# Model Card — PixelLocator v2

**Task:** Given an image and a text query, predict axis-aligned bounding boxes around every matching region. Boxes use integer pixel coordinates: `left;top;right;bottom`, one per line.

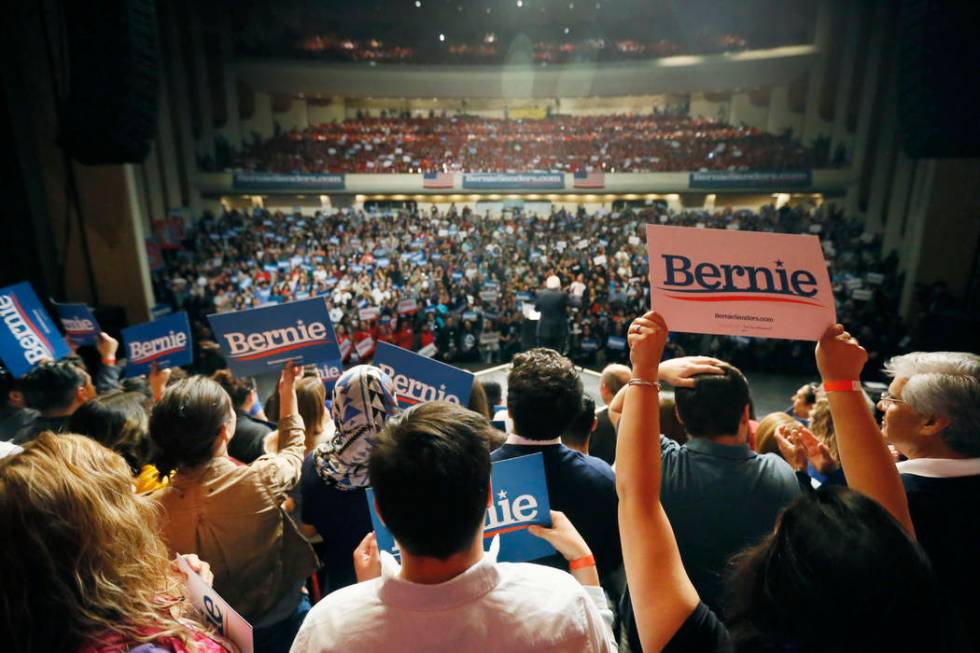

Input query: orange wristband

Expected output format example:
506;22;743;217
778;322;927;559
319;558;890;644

823;380;861;392
569;554;596;570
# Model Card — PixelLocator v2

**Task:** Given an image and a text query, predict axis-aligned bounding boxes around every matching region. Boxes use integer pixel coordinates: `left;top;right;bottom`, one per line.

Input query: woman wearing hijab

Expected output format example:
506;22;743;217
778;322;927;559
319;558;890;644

299;365;399;593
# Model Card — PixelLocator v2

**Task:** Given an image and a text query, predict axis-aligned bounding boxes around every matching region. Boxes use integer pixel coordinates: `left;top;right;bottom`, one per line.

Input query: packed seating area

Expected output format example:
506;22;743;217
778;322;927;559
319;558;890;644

153;202;908;380
282;33;751;65
230;115;821;174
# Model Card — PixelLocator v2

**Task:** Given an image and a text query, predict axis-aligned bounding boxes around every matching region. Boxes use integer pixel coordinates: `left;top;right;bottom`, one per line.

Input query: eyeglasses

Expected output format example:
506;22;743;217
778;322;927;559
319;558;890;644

878;392;906;407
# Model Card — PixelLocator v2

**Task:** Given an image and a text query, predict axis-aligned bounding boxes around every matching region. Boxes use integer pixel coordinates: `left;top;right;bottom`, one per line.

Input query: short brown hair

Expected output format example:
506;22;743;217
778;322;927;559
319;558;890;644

369;401;491;559
507;348;582;439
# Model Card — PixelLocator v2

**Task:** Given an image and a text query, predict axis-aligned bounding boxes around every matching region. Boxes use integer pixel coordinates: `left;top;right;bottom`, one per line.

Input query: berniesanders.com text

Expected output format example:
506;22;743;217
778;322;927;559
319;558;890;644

714;312;775;323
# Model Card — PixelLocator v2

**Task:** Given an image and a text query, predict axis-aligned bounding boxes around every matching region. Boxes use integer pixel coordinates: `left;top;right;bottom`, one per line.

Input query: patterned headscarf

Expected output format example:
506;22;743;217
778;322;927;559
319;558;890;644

313;365;398;490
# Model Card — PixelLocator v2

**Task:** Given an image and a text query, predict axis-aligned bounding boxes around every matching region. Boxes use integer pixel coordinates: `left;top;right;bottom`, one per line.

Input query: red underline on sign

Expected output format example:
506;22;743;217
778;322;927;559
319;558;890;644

665;294;824;308
232;340;327;361
132;347;185;364
484;524;530;538
10;295;53;354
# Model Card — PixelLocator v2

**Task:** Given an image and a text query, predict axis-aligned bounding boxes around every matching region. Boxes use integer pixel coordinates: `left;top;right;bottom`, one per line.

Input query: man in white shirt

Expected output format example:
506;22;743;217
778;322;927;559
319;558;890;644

290;401;616;653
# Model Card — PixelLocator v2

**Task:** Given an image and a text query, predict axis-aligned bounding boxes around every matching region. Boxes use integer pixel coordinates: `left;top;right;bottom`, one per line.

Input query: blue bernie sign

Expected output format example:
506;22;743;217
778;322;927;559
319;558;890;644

207;297;342;377
606;335;627;351
53;302;101;346
122;312;193;378
367;453;555;563
373;341;473;409
0;282;70;377
315;357;344;395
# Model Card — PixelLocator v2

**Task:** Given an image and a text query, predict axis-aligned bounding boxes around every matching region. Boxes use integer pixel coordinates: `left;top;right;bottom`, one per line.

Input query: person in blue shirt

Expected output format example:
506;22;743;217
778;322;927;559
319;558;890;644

490;348;623;592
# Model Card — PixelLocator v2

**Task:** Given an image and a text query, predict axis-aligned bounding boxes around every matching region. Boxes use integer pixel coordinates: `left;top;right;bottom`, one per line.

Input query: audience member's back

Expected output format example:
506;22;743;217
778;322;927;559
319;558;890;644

491;349;622;586
622;364;799;650
292;401;616;653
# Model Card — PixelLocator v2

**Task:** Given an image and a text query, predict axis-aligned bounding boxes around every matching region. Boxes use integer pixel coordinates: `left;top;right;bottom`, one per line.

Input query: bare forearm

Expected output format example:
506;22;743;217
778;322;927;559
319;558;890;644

570;565;601;587
615;382;661;504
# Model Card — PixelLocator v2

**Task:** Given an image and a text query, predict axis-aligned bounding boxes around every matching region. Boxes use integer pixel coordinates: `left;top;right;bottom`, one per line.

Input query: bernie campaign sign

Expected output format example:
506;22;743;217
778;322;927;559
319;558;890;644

0;282;70;377
688;170;812;190
367;453;555;563
646;224;835;341
373;341;473;408
176;555;253;653
232;171;345;192
122;312;193;377
208;297;342;377
53;302;101;345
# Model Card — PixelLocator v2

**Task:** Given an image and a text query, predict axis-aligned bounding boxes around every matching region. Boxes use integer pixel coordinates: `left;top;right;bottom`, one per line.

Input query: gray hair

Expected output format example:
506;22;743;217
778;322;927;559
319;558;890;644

884;352;980;456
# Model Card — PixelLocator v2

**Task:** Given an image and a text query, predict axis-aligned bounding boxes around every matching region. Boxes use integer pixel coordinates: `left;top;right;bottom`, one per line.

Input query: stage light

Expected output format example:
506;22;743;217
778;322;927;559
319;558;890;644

564;27;570;35
438;33;446;42
414;0;421;6
516;0;523;7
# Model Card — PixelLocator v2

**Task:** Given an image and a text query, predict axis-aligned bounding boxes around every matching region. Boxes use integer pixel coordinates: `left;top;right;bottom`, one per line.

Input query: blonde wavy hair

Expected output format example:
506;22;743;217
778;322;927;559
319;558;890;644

0;432;207;651
754;412;804;456
808;396;839;462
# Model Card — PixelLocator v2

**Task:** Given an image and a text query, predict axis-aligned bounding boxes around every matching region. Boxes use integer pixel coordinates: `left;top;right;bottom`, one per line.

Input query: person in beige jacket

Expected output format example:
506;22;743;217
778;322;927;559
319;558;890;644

150;362;317;653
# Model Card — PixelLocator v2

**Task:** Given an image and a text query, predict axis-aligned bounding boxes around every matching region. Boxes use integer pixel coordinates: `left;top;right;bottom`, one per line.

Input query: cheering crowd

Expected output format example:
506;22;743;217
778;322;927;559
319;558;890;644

2;303;978;651
153;201;909;379
229;114;820;175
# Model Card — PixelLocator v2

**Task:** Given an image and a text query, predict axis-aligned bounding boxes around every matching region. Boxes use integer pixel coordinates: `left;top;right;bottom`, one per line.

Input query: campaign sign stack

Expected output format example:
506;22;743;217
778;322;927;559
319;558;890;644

53;302;101;346
208;298;342;377
373;341;473;408
122;312;193;377
0;282;70;377
367;453;555;563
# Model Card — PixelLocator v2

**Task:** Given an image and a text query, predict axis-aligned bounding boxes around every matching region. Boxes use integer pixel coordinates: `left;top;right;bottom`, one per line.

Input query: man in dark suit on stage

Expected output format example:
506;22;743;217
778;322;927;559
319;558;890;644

534;276;569;352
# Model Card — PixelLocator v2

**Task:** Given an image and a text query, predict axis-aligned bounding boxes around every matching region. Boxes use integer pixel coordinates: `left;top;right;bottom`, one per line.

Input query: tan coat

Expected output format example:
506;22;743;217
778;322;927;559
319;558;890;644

153;413;318;623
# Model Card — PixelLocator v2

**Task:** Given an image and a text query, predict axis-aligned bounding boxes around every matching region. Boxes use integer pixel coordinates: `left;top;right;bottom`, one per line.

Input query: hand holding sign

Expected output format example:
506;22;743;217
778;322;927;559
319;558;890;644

278;360;303;420
174;553;214;588
149;363;172;402
353;532;381;583
815;324;868;382
176;554;252;653
527;510;591;562
528;510;601;587
627;311;668;380
96;332;119;362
